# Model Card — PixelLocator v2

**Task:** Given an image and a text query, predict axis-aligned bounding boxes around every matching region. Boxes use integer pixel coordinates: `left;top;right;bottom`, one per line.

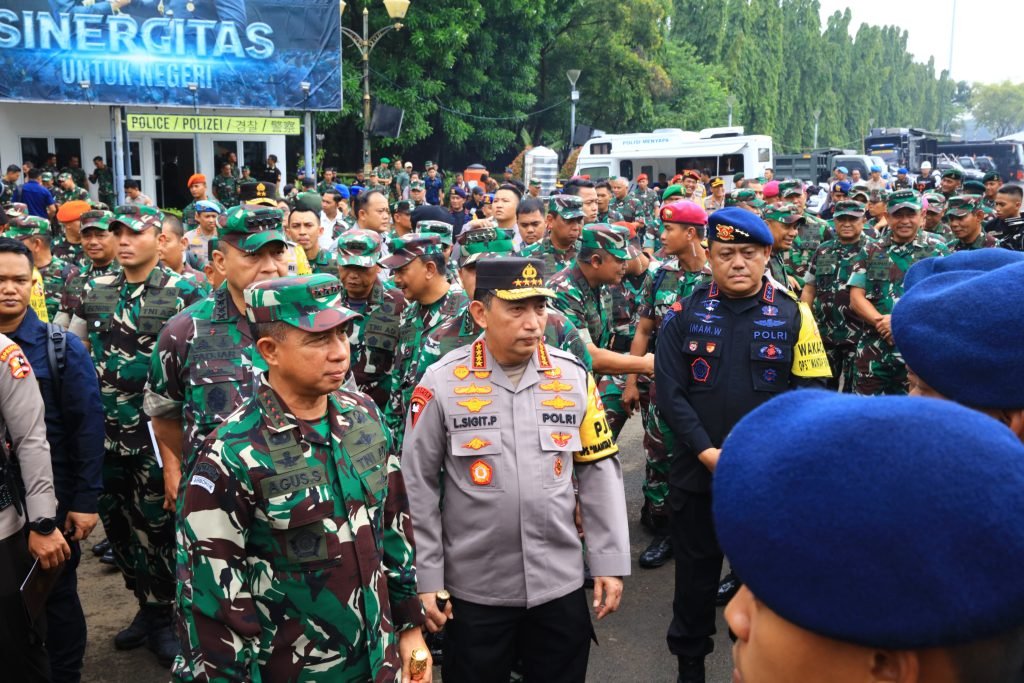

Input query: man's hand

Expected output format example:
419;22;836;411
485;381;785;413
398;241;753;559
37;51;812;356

698;447;722;472
875;314;893;345
639;352;655;376
621;380;640;415
592;576;623;620
29;530;71;570
163;465;181;511
419;591;453;634
64;511;99;541
399;628;432;682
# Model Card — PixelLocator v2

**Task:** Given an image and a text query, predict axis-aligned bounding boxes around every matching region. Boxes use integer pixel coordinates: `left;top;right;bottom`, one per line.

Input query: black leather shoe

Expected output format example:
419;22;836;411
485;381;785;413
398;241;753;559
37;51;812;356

100;548;116;566
678;656;705;683
638;535;673;568
148;619;180;668
115;607;153;650
91;538;110;557
716;573;741;606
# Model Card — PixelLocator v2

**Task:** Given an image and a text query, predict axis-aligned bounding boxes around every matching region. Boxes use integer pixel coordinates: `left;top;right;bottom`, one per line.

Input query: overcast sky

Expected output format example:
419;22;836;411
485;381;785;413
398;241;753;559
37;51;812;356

816;0;1018;85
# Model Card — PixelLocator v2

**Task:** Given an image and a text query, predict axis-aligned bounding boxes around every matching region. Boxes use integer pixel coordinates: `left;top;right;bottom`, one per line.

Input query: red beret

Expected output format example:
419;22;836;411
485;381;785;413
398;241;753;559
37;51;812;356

637;173;648;181
188;174;206;188
660;200;708;226
763;180;781;198
56;200;91;223
683;169;701;181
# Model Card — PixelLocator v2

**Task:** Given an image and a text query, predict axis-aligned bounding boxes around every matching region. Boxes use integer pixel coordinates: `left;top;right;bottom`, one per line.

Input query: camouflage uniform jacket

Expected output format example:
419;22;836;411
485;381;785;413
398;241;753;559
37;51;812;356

769;251;797;292
145;286;263;474
182;201;199;229
548;262;612;351
606;271;649;352
609;194;645;226
344;281;408;410
805;234;874;347
633;187;660;222
596;208;623;224
790;220;835;282
56;186;90;205
847;233;950;316
637;259;712;349
56;260;119;325
64;167;88;189
307;248;339;277
947;232;998;252
70;266;203;454
175;377;424;682
37;255;74;321
383;287;469;448
93;167;115;206
423;306;593;372
51;238;86;270
0;179;16;204
212;174;239;209
520;235;578;282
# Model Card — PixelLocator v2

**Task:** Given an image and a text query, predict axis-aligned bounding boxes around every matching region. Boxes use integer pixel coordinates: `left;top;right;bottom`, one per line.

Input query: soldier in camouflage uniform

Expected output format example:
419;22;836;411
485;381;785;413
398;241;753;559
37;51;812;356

336;230;408;410
63;156;88;190
801;200;874;391
316;168;337;196
609;177;645;228
67;204;203;666
175;274;428;682
763;203;803;292
211;162;239;209
6;215;74;320
181;174;209;230
183;200;224;270
632;173;660;223
0;164;19;204
145;205;290;502
848;190;949;396
863;189;889;237
938;167;963;200
55;172;89;205
424;226;592;371
381;234;469;450
595;181;624;224
779;179;831;236
945;196;998;252
89;156;116;209
921;192;954;242
624;201;711;568
53;210;121;327
416;219;462;290
374;157;394;195
52;199;92;269
521;195;584;280
286;192;338;276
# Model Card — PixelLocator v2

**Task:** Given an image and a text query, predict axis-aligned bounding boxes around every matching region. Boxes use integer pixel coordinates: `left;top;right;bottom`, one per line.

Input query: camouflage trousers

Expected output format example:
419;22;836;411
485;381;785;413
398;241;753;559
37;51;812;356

642;380;672;523
100;446;176;606
851;335;908;396
824;341;857;393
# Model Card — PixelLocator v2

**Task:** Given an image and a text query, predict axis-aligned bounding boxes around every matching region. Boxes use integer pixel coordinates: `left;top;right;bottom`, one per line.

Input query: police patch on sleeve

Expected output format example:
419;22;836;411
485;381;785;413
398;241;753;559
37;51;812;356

0;343;31;380
574;374;618;464
791;302;832;379
409;385;434;429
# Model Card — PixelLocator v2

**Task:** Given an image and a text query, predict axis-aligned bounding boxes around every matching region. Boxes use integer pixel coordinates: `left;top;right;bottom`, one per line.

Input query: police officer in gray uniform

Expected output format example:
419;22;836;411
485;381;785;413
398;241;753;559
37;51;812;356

402;257;630;683
0;332;71;681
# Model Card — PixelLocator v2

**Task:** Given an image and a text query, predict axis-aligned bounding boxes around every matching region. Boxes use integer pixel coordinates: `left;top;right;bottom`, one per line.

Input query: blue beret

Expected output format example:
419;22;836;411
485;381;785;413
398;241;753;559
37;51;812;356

333;183;350;199
706;207;773;246
833;180;852;193
349;185;362;198
836;166;849;173
893;251;1024;407
451;186;467;199
897;167;908;174
869;164;881;172
715;391;1024;649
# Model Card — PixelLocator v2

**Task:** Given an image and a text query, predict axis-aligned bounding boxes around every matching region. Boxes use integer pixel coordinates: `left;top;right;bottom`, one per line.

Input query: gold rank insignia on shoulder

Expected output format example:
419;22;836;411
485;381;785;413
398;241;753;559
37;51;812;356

542;395;576;410
474;371;491;379
457;398;492;412
539;380;572;392
453;365;470;380
543;367;562;379
454;383;492;395
462;438;492;450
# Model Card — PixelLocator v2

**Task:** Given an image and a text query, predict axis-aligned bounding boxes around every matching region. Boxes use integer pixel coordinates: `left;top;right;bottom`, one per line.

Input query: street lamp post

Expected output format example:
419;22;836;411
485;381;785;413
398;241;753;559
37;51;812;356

340;0;410;175
726;95;737;127
567;69;581;149
812;108;821;149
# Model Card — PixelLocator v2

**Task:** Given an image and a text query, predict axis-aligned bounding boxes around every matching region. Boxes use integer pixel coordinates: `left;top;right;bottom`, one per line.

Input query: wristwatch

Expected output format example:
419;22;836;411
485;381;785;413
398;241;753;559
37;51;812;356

29;518;58;535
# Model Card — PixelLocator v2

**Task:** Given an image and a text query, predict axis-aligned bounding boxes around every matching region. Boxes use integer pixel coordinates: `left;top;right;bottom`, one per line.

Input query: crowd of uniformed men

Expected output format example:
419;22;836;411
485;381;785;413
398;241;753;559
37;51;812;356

0;151;1024;683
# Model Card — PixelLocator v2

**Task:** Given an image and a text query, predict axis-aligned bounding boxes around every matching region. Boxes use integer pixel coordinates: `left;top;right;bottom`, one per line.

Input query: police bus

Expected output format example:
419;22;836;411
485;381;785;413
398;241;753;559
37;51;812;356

573;126;773;188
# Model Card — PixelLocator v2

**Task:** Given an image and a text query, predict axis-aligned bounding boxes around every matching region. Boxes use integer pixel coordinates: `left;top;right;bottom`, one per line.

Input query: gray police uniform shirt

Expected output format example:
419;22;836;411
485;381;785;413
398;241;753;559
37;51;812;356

0;333;56;540
402;336;630;608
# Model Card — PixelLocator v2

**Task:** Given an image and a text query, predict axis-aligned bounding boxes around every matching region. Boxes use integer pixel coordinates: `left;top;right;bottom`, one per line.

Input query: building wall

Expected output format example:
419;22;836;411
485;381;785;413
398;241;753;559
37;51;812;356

0;102;289;205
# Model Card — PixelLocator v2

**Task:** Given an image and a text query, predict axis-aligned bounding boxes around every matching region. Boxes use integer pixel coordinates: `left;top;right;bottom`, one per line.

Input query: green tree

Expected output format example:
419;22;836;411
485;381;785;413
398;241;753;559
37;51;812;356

971;81;1024;138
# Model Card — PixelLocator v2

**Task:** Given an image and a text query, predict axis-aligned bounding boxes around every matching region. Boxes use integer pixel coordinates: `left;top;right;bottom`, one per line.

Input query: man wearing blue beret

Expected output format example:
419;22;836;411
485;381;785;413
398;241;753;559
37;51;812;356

654;206;831;682
892;249;1024;440
716;391;1024;683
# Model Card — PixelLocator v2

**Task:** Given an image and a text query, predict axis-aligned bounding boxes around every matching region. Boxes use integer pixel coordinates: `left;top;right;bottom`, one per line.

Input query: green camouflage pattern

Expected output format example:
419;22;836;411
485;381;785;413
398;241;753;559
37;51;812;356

344;280;408;410
382;287;469;449
245;274;357;333
609;192;645;225
520;235;578;281
212;173;240;208
93;166;116;207
218;205;287;254
947;231;998;252
308;247;340;276
581;223;629;259
0;178;17;204
174;377;423;682
632;186;660;222
56;185;90;205
57;259;119;324
62;166;87;189
548;262;612;351
596;207;624;224
51;236;86;269
37;255;74;320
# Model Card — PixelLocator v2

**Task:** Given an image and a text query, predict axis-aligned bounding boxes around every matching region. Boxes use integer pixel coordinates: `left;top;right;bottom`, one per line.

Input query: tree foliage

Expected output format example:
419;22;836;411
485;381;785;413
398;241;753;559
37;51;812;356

971;81;1024;138
314;0;967;171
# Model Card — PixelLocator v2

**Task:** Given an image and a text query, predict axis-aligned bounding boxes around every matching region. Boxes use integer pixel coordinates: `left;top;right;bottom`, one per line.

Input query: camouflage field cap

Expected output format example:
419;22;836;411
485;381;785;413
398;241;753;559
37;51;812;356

238;179;278;207
417;220;455;246
529;177;541;187
290;191;322;215
41;172;53;182
457;226;516;268
961;179;986;196
80;210;114;232
380;233;444;269
336;229;383;268
661;184;685;201
475;257;554;300
217;205;287;253
245;274;360;332
409;179;425;191
58;172;72;182
833;200;867;219
7;215;50;238
941;167;964;181
392;200;413;214
610;223;642;259
888;189;923;213
867;189;889;204
922;192;946;214
763;203;805;224
580;224;629;260
548;194;584;220
4;203;28;218
945;196;981;217
730;188;767;209
778;179;804;198
849;182;870;203
111;204;163;232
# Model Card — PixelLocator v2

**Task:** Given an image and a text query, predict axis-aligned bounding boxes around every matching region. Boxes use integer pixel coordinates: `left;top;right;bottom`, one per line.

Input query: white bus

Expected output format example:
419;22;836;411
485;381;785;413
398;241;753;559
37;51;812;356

573;126;773;189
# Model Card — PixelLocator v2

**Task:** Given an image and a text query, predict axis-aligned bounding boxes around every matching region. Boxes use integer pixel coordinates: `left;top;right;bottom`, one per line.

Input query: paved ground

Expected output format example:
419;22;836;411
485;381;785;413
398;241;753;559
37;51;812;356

78;416;734;682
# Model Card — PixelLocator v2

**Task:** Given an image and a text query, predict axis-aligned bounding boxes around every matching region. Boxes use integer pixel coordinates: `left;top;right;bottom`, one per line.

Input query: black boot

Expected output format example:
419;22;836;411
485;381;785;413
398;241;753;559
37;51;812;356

638;534;673;568
146;605;180;668
115;606;155;650
677;656;705;683
100;548;116;566
91;538;110;557
716;572;742;606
